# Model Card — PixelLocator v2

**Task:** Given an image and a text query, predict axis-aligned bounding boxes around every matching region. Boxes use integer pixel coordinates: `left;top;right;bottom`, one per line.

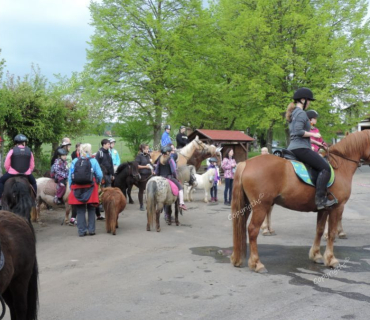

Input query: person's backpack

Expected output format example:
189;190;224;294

72;158;93;185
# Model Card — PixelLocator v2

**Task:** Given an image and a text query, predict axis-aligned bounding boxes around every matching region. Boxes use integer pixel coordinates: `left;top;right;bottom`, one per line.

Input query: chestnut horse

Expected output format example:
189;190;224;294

0;177;39;320
231;130;370;273
101;187;127;235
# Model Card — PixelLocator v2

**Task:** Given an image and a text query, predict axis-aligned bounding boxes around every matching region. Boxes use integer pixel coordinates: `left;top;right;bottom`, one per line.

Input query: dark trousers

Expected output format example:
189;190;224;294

224;178;234;202
138;175;151;207
0;173;37;199
291;148;331;186
210;184;218;199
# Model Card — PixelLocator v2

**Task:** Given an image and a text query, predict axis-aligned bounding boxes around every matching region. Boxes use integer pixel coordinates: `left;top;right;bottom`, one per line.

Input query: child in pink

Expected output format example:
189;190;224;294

306;110;327;152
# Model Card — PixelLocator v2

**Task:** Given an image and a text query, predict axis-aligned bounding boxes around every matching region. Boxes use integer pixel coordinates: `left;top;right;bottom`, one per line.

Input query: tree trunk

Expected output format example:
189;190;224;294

266;120;275;153
153;103;163;149
284;123;290;147
51;142;58;157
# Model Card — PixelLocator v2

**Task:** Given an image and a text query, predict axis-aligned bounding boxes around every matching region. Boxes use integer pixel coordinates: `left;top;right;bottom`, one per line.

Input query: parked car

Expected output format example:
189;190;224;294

272;147;284;157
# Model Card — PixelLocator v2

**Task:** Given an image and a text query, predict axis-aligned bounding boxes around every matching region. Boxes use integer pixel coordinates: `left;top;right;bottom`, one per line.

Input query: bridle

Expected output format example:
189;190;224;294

179;139;208;159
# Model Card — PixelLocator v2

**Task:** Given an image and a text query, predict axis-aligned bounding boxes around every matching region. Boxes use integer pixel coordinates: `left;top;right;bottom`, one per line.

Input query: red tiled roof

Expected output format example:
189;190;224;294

192;129;254;142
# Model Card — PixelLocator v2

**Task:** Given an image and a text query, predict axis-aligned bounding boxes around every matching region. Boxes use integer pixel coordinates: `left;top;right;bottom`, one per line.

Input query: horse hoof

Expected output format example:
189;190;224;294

129;201;134;204
146;226;150;231
157;228;161;232
314;258;324;264
339;233;347;239
230;253;244;267
256;267;268;274
176;222;179;226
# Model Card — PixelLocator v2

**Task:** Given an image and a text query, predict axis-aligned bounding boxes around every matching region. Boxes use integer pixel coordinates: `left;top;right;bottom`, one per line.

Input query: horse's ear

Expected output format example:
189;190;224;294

195;135;199;141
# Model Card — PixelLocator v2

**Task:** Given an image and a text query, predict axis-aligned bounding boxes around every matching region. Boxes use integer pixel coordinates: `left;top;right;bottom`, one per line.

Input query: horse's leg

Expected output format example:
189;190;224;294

167;205;172;226
204;188;209;203
337;209;347;239
324;215;329;240
127;182;134;204
2;289;16;320
156;209;161;232
309;210;329;264
65;204;71;224
261;206;274;236
247;205;270;273
9;277;29;320
323;207;340;268
175;200;179;226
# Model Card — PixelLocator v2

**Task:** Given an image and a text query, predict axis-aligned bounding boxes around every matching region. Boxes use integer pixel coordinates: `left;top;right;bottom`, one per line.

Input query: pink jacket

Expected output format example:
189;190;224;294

4;146;35;175
310;127;324;153
221;157;236;179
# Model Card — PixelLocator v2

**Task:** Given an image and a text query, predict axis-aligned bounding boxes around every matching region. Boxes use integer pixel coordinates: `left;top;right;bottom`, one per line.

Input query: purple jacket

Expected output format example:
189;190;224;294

221;157;236;179
53;158;69;180
207;165;220;183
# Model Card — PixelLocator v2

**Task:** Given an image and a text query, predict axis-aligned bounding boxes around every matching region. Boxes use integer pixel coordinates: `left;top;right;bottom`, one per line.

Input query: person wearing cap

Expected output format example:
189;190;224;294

52;148;69;204
0;134;37;209
108;138;121;172
221;148;236;205
286;88;335;210
176;126;188;149
208;157;220;203
51;137;72;167
306;110;327;153
155;145;188;210
161;125;172;147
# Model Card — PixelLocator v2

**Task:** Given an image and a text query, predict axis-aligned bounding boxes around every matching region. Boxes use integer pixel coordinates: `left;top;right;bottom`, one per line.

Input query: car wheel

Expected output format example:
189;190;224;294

273;150;283;157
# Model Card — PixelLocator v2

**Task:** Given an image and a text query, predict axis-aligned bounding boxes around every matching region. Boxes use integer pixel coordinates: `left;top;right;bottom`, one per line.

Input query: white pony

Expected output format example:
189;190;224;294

186;167;216;203
34;177;71;222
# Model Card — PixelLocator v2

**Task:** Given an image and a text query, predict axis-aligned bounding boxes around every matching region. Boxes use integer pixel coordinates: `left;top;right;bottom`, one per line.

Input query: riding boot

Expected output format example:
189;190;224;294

315;170;336;210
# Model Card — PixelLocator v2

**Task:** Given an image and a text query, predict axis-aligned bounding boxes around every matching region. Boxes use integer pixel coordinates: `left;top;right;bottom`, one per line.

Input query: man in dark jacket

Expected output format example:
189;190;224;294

95;139;114;187
176;126;188;149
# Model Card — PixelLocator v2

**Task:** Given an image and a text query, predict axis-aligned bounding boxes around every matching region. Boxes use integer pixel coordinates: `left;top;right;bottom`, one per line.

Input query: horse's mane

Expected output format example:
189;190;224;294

115;162;131;175
180;139;197;155
329;130;370;163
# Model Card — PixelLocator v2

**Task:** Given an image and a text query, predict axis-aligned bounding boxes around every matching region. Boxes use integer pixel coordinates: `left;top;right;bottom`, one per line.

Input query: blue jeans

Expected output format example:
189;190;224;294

224;178;234;202
76;204;96;236
210;184;217;199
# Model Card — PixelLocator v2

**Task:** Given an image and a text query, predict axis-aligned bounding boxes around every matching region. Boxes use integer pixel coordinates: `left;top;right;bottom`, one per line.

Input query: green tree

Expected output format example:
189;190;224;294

113;117;152;157
84;0;204;146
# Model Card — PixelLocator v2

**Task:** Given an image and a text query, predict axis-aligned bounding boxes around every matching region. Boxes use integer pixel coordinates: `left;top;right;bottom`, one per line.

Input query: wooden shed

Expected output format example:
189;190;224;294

188;129;254;163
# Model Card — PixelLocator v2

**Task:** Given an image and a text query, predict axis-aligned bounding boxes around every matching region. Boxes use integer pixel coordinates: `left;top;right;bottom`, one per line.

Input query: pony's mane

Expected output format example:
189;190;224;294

116;162;131;175
181;139;197;155
329;130;370;161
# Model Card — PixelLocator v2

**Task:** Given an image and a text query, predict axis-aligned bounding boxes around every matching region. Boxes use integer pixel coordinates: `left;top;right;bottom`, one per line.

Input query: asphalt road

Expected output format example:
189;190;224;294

3;166;370;320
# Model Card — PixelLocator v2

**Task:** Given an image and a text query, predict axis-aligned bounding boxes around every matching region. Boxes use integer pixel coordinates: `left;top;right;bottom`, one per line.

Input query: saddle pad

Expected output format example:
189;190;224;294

290;160;335;187
0;251;4;271
44;179;57;197
167;179;179;196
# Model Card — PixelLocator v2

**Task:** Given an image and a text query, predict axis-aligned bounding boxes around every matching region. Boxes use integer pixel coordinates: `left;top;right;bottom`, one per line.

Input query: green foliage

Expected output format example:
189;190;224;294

113;117;152;158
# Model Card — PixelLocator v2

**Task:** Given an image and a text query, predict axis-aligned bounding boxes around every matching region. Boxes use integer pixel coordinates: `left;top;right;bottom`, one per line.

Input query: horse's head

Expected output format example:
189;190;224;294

193;136;210;153
129;161;141;181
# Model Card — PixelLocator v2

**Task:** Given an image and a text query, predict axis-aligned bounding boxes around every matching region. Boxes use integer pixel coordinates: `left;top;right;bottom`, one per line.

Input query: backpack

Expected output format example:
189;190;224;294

72;158;93;185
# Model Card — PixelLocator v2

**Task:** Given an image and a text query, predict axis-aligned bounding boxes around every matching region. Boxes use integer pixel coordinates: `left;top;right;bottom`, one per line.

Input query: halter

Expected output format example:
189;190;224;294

179;139;208;159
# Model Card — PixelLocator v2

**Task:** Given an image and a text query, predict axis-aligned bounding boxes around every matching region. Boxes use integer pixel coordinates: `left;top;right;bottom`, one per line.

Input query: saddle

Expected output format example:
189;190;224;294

282;149;335;187
167;179;179;196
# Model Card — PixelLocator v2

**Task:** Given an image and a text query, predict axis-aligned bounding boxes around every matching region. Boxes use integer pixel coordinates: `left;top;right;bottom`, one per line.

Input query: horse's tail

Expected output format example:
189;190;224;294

146;179;157;229
27;256;39;320
230;161;250;267
104;199;117;235
8;181;34;221
30;207;38;222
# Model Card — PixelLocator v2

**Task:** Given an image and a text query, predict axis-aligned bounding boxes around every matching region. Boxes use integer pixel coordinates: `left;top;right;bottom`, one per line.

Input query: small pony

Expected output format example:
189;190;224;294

101;187;127;235
186;167;216;203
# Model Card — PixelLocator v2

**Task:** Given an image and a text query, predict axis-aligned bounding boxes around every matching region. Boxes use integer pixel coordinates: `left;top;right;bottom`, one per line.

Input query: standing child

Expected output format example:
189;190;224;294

52;148;69;204
208;157;220;203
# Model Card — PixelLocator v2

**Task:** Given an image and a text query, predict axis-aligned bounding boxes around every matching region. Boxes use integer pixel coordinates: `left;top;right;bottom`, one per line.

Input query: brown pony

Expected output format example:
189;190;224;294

231;130;370;273
101;187;127;235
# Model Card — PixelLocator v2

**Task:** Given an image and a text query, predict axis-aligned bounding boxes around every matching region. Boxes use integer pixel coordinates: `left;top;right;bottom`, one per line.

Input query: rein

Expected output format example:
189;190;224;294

328;149;361;166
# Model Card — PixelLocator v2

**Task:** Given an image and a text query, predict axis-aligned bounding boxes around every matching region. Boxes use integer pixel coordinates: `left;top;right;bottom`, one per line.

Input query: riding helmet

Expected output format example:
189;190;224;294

209;157;218;163
61;141;71;146
161;146;172;154
293;88;315;101
57;148;68;156
109;138;116;143
306;110;319;120
180;125;186;129
14;134;28;143
164;124;171;130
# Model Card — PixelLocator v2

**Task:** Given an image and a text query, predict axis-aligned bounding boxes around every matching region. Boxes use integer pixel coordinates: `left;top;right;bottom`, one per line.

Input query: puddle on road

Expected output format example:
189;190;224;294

190;244;370;303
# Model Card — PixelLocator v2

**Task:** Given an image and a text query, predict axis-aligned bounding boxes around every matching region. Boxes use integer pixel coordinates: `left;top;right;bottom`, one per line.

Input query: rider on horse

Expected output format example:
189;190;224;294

161;125;172;147
286;88;335;210
0;134;37;210
176;126;188;149
155;146;188;210
52;148;69;204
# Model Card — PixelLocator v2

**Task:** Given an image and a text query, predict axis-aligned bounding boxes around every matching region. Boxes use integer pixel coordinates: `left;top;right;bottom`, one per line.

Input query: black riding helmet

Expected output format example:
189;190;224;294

57;148;68;156
306;110;319;120
164;124;171;130
14;134;28;143
293;88;315;101
161;146;172;154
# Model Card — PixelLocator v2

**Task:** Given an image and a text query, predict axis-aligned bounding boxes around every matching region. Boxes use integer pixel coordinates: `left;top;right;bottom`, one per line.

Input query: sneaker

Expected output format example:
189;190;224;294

89;232;95;236
97;215;105;220
179;203;188;210
210;197;215;203
140;206;145;211
79;232;87;237
69;218;76;226
214;198;218;202
53;196;58;204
